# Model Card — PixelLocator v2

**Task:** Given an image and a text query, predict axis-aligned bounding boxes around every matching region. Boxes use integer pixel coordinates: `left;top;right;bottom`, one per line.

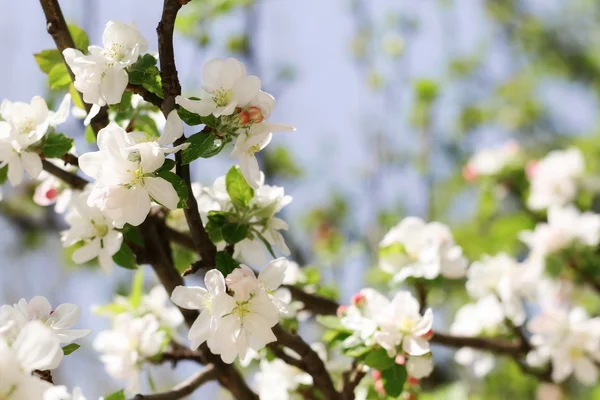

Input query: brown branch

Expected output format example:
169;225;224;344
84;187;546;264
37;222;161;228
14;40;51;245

151;342;204;366
340;361;366;400
272;324;340;399
42;159;88;190
38;0;109;135
430;332;524;356
130;365;217;400
285;285;339;316
267;344;307;371
126;84;163;108
35;370;54;384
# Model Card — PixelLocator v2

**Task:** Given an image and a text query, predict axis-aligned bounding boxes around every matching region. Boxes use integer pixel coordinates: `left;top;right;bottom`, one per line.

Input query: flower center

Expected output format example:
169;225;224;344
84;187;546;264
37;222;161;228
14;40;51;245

213;89;233;107
570;347;585;359
107;43;126;62
231;299;252;322
398;317;416;334
247;144;261;156
0;384;17;400
17;119;36;135
92;221;109;238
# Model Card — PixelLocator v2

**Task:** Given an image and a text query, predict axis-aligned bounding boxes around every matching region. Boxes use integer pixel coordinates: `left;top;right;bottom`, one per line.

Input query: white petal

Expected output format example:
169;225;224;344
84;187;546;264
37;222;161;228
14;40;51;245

83;104;101;127
205;269;226;296
138;143;165;173
144;177;179;209
101;67;128;105
72;238;101;264
171;286;209;310
157;110;184;146
258;258;289;291
7;155;24;186
21;152;43;180
27;296;52;320
402;336;430;356
46;304;80;329
239;154;261;189
175;96;216;117
188;310;212;349
121;186;151;226
78;151;104;179
49;94;71;126
232;75;261;106
14;321;63;371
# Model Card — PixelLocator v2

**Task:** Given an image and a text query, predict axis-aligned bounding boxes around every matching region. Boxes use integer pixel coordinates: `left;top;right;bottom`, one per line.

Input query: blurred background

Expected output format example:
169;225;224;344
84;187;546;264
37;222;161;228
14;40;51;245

1;0;600;398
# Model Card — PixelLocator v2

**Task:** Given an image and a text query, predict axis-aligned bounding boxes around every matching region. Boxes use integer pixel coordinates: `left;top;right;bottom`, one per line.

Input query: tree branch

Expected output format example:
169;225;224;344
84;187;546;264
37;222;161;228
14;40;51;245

126;84;163;108
42;159;88;190
430;332;524;356
38;0;109;135
130;365;217;400
272;324;340;399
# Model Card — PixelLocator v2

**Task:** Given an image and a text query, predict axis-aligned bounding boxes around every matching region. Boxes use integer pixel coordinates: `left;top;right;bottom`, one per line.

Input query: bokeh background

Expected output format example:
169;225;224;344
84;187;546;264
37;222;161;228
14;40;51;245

1;0;600;398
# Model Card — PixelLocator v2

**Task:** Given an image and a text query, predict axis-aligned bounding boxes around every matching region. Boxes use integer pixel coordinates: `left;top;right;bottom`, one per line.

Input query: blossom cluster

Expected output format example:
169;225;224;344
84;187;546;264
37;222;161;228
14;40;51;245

171;258;291;364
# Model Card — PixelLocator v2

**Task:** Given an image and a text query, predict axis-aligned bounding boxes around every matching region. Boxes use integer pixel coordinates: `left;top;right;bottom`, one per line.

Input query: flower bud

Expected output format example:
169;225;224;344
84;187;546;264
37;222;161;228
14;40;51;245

248;107;264;123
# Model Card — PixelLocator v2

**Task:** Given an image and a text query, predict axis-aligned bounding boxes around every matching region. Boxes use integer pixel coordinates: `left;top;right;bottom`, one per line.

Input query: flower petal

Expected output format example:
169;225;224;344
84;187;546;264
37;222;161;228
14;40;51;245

144;177;179;209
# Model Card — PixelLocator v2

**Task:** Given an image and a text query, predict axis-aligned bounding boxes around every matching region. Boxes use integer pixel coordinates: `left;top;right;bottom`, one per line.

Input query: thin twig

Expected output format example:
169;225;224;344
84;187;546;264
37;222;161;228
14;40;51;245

430;332;524;356
130;365;217;400
38;0;109;135
126;84;163;108
42;159;88;190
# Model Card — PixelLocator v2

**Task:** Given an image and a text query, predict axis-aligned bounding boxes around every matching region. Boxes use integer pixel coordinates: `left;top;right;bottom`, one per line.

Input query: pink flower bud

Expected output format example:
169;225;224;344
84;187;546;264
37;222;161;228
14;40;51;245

395;355;406;365
248;107;264;123
239;111;250;125
372;370;382;380
526;160;539;180
351;292;365;306
46;187;59;200
374;379;386;396
462;165;478;182
336;305;348;317
407;376;420;386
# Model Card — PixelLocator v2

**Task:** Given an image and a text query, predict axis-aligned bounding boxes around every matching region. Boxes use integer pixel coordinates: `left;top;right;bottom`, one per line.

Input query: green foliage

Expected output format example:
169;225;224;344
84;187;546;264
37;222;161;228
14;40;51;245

34;50;62;74
414;79;439;104
381;364;407;397
112;243;137;270
104;391;126;400
0;166;8;185
68;24;90;53
48;63;71;90
181;133;225;164
215;251;239;276
263;146;303;179
62;343;80;355
85;126;96;144
363;347;396;370
128;54;164;98
43;133;73;158
155;169;189;208
226;166;254;208
221;222;249;244
129;269;145;308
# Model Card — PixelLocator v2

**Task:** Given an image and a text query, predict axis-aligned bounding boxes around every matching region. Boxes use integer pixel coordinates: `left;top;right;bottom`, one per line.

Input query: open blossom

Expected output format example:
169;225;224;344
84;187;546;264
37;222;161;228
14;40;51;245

94;313;166;395
0;296;90;345
0;95;71;185
33;159;76;213
450;296;504;377
172;262;287;364
79;113;185;227
463;140;521;181
0;321;63;399
465;253;539;325
379;217;467;283
61;188;123;273
519;205;600;260
254;358;312;400
527;307;600;385
64;21;147;124
527;147;585;210
341;288;390;348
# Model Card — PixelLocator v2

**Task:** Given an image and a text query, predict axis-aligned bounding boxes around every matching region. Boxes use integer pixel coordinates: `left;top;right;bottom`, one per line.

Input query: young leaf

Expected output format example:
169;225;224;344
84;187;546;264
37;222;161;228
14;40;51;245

105;391;126;400
68;24;90;53
316;315;344;330
0;166;8;185
181;133;224;164
129;268;145;308
155;170;189;208
129;55;164;98
112;243;137;270
226;166;254;208
43;133;73;158
85;126;96;144
48;63;71;90
93;303;128;316
363;348;396;370
381;364;407;397
221;222;249;244
215;251;239;276
255;231;276;258
62;343;80;355
122;224;144;248
34;49;62;74
177;107;203;126
70;84;85;110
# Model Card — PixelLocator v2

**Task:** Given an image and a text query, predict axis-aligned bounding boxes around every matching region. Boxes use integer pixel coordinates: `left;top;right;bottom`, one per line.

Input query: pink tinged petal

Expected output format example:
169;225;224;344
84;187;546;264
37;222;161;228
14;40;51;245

122;186;151;226
188;311;212;349
171;286;209;310
175;96;216;117
20;152;43;180
101;67;128;105
46;304;79;329
78;151;105;179
205;269;226;296
414;308;434;336
244;313;277;346
144;177;179;209
239;154;261;189
72;238;102;264
14;321;63;371
138;144;165;173
258;258;289;291
83;104;101;126
233;75;261;106
49;94;71;126
158;110;184;146
27;296;52;320
402;336;431;356
551;354;573;383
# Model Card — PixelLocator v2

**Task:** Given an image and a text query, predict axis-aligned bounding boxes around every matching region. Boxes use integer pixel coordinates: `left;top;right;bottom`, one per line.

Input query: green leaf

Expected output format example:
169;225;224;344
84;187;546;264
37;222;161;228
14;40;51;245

112;244;137;270
105;390;126;400
221;223;249;244
62;343;80;355
85;125;96;144
155;169;188;208
303;267;320;285
363;348;395;370
122;224;144;247
70;84;85;110
0;166;8;185
181;133;225;164
128;54;163;98
344;345;371;358
177;107;203;126
226;166;254;208
316;315;344;330
381;364;407;397
68;24;90;52
34;49;62;74
129;268;144;308
43;133;73;158
255;230;276;258
215;251;239;276
133;114;160;138
93;303;128;316
48;63;71;90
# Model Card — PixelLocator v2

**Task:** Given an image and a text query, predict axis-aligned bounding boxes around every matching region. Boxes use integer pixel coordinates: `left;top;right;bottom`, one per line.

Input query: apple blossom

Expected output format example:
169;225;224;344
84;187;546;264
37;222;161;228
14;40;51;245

340;288;390;348
0;94;71;185
463;140;521;181
254;358;313;400
379;216;468;283
33;159;76;213
43;386;89;400
61;188;123;273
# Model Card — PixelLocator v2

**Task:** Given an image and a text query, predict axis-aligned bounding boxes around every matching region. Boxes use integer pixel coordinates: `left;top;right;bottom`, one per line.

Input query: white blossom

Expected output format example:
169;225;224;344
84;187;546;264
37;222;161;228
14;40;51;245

0;296;91;345
527;147;585;210
0;95;70;185
406;356;434;379
379;217;468;282
341;289;390;348
94;313;166;394
33;159;76;213
61;188;123;273
254;359;312;400
44;386;89;400
463;140;521;181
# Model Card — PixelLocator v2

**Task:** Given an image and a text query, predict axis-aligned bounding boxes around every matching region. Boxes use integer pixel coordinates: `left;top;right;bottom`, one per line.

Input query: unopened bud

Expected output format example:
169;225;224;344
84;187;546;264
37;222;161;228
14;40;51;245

351;292;365;306
46;187;59;200
248;106;264;123
395;354;406;365
239;111;250;125
372;370;382;380
336;305;348;318
462;165;478;182
407;376;420;386
421;329;434;340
